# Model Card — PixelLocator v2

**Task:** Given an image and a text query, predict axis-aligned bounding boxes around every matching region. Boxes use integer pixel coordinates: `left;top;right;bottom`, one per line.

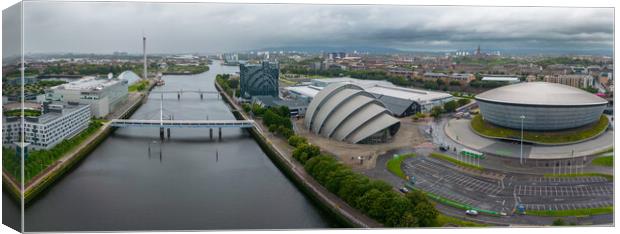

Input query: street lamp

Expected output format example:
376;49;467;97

519;115;525;165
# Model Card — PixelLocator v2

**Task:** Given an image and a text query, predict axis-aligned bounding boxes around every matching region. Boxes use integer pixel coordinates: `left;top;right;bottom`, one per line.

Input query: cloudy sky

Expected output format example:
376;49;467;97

7;1;615;55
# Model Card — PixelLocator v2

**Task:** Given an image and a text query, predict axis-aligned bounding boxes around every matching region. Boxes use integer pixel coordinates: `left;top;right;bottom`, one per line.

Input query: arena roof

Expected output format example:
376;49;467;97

475;82;608;106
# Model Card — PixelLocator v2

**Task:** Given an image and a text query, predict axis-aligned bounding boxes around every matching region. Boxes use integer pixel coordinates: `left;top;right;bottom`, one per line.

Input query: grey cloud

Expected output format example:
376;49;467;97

15;2;613;54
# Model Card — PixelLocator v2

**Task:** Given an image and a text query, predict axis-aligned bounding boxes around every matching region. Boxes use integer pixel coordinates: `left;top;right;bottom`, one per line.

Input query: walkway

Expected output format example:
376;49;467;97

215;82;382;228
443;118;613;160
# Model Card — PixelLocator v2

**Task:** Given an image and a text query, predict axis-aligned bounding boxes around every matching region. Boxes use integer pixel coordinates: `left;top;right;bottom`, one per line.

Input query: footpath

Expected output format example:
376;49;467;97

215;82;381;228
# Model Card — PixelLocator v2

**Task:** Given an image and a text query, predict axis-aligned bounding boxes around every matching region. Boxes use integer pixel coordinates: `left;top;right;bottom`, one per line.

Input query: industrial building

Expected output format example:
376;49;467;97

239;61;279;99
475;82;608;131
304;83;401;144
286;77;453;116
46;76;128;118
2;102;91;150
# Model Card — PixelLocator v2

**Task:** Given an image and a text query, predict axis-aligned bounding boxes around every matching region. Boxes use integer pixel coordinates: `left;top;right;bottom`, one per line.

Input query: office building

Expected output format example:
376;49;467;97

239;61;279;99
46;76;128;118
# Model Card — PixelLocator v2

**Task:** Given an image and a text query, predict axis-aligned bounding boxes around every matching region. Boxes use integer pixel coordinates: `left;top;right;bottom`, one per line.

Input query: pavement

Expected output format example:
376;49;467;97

443;118;613;160
217;81;382;228
359;147;614;226
295;117;428;170
430;117;613;175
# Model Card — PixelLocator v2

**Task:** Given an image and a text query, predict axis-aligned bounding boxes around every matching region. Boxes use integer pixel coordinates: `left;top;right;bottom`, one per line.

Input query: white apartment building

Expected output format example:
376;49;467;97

2;102;91;150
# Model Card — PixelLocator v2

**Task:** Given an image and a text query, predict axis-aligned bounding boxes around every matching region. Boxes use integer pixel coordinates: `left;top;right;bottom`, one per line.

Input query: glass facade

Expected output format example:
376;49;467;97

478;100;606;130
239;61;279;98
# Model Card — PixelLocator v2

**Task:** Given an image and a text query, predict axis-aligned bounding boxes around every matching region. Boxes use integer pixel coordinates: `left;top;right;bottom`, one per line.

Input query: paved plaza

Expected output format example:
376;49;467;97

442;118;613;159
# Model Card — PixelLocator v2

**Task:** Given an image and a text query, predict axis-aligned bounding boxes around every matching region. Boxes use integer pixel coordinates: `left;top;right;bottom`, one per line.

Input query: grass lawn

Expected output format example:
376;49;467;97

527;206;613;217
436;214;487;227
430;152;483;171
470;114;609;144
592;156;613;167
544;173;613;181
386;153;416;179
3;109;41;117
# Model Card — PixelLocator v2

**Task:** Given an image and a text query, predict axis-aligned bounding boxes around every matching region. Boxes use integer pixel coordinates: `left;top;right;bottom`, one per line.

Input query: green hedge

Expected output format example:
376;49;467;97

526;206;613;217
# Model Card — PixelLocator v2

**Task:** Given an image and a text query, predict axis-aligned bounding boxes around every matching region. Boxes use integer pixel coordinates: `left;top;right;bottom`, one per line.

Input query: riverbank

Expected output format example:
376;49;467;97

215;81;380;228
2;80;155;205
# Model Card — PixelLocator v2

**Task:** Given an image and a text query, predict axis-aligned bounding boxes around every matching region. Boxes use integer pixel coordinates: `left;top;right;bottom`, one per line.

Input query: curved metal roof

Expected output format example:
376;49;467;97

475;82;608;106
304;83;363;128
304;83;400;144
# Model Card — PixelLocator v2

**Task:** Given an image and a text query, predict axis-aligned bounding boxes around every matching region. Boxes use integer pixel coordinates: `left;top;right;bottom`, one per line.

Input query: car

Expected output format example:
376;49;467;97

465;210;479;216
399;187;410;193
439;145;448;151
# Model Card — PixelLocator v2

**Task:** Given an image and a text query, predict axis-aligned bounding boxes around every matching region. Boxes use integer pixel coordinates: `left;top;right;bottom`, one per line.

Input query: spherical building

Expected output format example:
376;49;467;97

475;82;608;131
304;83;401;144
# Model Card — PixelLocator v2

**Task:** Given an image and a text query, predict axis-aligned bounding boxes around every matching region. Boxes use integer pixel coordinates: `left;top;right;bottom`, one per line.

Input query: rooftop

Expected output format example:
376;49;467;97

475;82;608;106
300;77;453;103
51;76;126;91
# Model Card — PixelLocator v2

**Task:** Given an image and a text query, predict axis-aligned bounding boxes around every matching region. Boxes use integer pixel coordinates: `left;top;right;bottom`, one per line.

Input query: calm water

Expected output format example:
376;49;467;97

19;61;335;231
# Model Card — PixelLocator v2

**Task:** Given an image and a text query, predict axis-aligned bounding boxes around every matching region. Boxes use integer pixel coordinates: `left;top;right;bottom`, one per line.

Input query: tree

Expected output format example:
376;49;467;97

288;135;307;147
292;144;321;164
412;201;439;227
552;218;566;226
406;190;430;206
228;78;239;89
268;124;278;132
443;100;457;113
430;106;443;118
356;189;383;213
400;211;418;227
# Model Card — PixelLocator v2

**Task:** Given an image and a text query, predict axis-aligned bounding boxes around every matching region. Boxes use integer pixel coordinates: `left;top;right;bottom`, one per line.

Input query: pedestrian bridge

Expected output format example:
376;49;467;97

110;119;255;129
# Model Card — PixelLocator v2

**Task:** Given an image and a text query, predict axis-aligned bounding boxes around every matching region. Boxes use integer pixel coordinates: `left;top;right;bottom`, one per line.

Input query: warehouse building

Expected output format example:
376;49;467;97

286;77;453;116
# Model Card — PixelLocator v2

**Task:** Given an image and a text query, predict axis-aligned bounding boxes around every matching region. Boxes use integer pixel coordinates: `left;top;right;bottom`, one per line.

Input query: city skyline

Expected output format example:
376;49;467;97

4;2;614;56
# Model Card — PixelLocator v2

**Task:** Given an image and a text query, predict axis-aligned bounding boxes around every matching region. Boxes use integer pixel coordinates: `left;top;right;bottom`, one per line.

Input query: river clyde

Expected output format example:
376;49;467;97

9;61;335;231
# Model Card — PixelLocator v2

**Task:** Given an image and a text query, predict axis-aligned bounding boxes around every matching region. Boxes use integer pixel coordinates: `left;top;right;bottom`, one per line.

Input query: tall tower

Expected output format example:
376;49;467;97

143;36;147;79
476;44;481;57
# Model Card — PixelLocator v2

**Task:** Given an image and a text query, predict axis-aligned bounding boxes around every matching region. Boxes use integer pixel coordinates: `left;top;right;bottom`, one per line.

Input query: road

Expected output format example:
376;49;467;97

361;146;613;226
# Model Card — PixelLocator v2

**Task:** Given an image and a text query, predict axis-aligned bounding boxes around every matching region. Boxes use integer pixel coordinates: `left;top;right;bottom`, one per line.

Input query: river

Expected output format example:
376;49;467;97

13;61;335;231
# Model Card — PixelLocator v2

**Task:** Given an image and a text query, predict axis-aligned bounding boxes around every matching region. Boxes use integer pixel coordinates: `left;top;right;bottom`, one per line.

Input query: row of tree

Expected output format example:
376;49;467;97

430;98;472;118
243;103;294;139
238;102;440;227
216;74;240;97
287;135;439;227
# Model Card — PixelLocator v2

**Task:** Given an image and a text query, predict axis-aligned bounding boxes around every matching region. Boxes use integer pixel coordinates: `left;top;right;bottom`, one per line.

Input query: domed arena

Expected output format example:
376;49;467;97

475;82;608;131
